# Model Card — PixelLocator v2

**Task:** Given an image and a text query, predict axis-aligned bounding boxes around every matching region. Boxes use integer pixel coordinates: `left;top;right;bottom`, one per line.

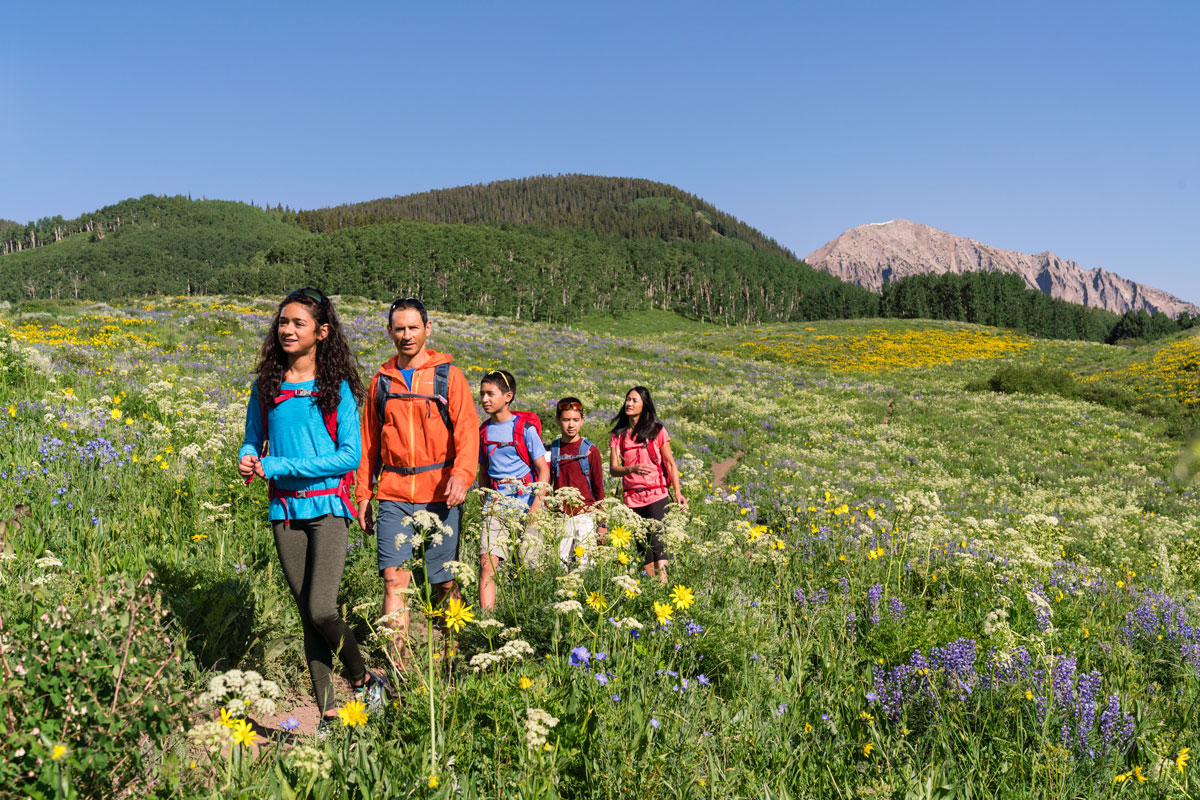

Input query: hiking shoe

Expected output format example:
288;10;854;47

356;668;393;710
315;717;333;739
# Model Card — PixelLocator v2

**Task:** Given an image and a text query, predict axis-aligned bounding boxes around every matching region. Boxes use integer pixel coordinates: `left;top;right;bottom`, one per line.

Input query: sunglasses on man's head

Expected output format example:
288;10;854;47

390;297;425;311
286;287;329;305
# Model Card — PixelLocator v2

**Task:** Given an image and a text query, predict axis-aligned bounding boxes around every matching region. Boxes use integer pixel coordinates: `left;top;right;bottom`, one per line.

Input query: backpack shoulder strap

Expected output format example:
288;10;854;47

549;438;561;482
374;374;392;474
433;363;454;434
512;416;531;470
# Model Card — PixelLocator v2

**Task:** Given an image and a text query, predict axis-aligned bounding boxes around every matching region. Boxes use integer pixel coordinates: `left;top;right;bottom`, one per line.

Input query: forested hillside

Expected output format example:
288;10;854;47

3;187;1192;341
217;221;874;324
0;196;308;300
879;271;1195;344
294;175;798;260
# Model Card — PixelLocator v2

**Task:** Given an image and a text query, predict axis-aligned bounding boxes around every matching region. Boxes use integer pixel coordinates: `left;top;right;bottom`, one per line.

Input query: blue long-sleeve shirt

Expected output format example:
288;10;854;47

239;379;361;521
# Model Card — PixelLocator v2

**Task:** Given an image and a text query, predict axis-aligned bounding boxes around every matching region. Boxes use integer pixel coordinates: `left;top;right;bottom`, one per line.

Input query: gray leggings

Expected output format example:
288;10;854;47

272;515;366;714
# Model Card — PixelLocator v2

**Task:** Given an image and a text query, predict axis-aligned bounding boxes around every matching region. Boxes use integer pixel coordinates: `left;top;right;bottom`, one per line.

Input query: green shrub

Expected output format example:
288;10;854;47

2;571;188;798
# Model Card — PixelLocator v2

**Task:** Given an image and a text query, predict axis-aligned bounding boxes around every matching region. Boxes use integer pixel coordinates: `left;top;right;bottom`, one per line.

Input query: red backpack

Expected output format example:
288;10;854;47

246;387;357;524
478;410;543;490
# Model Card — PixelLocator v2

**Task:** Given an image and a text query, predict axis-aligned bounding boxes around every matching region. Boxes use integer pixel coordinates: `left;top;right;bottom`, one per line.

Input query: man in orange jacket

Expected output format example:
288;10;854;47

356;298;479;664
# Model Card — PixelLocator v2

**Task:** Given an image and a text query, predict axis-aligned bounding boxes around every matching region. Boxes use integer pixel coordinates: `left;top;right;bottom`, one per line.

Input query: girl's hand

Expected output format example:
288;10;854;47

238;454;258;479
676;493;689;509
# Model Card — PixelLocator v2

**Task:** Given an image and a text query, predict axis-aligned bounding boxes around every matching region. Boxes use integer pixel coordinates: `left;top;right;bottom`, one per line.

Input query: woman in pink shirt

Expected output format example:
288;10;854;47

609;386;687;583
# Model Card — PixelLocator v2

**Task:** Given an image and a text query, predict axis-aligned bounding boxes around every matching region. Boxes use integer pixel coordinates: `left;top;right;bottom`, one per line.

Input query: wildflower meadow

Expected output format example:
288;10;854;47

1;297;1198;799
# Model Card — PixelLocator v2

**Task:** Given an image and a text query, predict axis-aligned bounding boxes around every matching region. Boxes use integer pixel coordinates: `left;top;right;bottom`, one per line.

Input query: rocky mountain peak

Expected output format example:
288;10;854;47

805;221;1198;317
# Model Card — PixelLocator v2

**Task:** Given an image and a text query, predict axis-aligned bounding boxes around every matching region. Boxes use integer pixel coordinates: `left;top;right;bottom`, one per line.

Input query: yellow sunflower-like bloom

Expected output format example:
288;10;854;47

338;699;369;728
443;598;475;633
670;585;695;610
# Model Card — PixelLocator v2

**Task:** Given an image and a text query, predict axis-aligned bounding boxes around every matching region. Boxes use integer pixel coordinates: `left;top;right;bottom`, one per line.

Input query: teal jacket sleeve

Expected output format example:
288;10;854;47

237;382;265;461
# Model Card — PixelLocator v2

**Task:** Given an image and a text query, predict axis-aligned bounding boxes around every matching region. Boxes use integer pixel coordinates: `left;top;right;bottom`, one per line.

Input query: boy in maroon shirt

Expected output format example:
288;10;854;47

548;397;605;567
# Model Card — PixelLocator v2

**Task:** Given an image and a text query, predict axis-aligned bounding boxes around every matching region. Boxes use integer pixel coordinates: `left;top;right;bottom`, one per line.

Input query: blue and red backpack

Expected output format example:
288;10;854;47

246;386;357;524
549;437;600;502
479;411;543;490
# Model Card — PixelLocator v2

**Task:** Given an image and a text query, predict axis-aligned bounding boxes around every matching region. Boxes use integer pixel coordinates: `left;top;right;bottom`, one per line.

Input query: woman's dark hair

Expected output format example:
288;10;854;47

255;288;365;416
610;386;662;443
481;369;517;397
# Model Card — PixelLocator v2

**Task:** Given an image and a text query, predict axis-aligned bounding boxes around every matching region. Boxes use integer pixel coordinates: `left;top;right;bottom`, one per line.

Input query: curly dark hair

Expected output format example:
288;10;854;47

254;289;365;416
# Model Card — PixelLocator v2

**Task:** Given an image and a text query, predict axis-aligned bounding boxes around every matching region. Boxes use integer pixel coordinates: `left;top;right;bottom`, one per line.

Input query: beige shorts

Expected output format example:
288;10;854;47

481;508;543;566
557;513;597;568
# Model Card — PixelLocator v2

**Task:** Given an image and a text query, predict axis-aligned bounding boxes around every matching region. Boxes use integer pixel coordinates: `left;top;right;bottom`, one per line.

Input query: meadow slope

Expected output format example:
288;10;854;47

1;299;1198;799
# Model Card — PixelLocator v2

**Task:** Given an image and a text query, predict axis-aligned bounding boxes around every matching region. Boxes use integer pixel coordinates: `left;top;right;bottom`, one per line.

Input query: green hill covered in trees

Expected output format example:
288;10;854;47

0;196;308;299
294;175;798;260
217;221;873;324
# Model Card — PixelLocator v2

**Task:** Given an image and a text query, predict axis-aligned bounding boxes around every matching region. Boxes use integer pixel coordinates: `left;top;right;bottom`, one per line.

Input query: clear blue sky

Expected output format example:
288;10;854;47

2;0;1197;302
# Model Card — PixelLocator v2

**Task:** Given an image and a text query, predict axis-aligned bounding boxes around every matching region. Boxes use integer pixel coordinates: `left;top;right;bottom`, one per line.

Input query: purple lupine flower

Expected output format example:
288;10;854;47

888;597;906;622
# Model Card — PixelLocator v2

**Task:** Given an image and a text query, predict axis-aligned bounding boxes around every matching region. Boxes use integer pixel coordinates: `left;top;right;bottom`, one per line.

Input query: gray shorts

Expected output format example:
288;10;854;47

376;500;461;584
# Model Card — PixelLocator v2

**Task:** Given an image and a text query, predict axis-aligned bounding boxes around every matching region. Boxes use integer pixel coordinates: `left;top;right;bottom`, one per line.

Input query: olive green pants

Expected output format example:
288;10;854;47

272;515;366;714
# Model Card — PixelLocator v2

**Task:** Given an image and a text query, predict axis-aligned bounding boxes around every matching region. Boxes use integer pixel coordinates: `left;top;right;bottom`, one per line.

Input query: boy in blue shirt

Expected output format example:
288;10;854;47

477;369;549;612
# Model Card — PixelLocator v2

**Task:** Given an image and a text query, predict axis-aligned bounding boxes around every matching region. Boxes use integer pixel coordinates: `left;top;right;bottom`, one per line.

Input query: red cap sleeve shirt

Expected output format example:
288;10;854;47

610;427;670;508
553;439;605;515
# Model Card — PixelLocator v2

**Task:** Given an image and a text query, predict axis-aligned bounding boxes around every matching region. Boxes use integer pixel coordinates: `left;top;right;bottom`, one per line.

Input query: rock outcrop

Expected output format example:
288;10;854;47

805;220;1198;317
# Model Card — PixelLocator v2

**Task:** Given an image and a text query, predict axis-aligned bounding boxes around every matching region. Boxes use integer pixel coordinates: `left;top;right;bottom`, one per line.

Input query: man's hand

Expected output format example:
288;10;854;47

357;499;375;535
237;454;258;479
445;475;470;507
635;463;656;476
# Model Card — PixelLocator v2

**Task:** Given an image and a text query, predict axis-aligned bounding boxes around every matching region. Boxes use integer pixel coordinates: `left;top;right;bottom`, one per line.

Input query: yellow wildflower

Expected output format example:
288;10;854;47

1177;747;1191;772
863;742;874;757
1134;766;1147;783
519;676;532;690
669;585;696;611
337;699;369;727
230;719;258;748
609;526;632;548
50;744;67;761
443;598;475;633
653;601;674;626
586;592;607;611
428;775;439;788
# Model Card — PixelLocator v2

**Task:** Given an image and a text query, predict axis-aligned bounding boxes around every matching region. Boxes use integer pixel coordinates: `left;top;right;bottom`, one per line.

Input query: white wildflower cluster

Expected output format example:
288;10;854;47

551;600;583;616
469;638;535;673
524;707;559;750
179;443;202;461
615;617;643;631
196;668;281;718
200;501;231;525
499;626;522;640
611;574;640;597
661;510;691;551
35;550;63;569
555;572;584;599
543;486;586;514
288;743;333;779
404;510;450;547
187;720;230;754
982;608;1016;651
442;560;478;587
474;618;504;631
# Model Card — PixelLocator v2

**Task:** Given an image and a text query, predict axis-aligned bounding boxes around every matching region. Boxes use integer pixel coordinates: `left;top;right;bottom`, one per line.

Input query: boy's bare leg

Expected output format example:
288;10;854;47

479;553;499;612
